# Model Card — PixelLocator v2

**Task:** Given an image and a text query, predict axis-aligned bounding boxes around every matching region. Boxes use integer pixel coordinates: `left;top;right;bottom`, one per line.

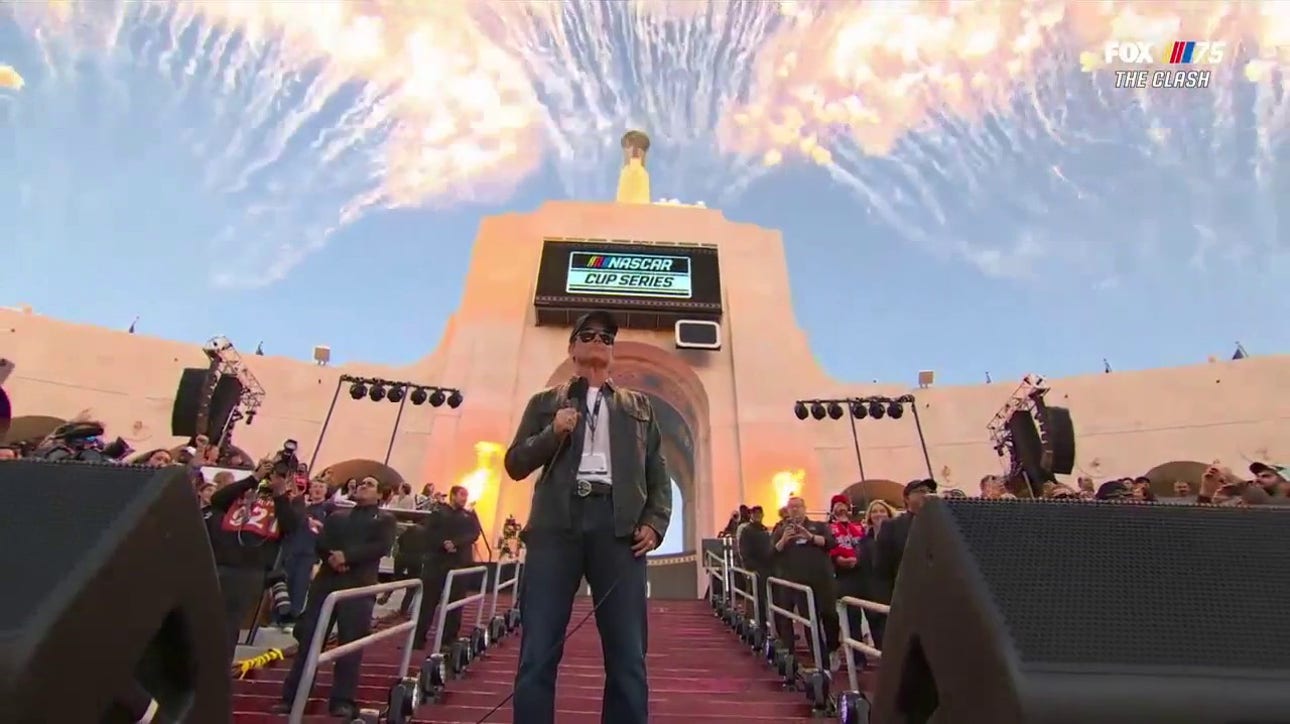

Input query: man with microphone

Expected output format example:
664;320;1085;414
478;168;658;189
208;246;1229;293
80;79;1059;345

504;310;671;724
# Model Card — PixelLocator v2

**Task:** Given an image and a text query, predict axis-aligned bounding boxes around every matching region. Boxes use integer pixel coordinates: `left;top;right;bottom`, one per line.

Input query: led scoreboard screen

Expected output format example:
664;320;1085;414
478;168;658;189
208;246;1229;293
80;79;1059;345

534;240;722;316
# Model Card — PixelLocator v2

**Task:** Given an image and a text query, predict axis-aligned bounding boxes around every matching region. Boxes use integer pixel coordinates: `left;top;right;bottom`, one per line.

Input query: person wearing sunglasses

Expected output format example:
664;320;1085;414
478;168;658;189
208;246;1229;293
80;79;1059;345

504;309;671;724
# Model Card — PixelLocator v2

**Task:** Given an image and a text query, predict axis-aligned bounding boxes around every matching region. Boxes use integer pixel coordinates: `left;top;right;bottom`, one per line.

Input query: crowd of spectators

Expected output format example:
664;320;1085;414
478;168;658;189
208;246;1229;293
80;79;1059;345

723;461;1290;673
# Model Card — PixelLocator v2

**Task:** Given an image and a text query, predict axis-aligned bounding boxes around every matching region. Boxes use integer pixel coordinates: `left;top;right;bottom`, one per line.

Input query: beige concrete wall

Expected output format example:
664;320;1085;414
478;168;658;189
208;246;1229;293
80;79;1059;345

3;202;1287;552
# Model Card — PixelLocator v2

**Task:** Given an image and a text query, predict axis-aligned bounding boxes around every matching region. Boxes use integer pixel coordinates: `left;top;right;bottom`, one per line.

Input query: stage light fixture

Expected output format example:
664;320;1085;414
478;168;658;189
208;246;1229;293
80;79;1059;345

349;382;367;400
387;385;405;403
810;402;826;420
826;402;844;420
794;402;809;420
410;387;428;406
850;400;868;419
429;389;447;408
887;401;904;419
369;384;386;402
868;401;885;419
446;390;463;409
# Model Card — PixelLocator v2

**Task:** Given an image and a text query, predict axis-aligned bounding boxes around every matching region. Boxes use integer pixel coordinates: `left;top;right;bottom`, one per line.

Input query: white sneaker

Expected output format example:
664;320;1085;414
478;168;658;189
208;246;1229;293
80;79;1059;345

828;650;842;671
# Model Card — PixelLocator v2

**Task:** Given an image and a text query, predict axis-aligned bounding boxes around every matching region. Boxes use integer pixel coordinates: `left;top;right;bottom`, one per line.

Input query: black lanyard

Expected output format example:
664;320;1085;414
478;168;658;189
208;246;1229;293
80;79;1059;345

585;390;604;447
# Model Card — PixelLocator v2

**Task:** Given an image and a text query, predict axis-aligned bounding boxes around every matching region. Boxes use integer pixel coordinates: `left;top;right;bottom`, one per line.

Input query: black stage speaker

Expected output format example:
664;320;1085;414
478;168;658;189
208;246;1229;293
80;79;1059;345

170;368;210;438
1037;405;1076;475
205;375;243;444
872;498;1290;724
1005;410;1047;493
0;460;231;724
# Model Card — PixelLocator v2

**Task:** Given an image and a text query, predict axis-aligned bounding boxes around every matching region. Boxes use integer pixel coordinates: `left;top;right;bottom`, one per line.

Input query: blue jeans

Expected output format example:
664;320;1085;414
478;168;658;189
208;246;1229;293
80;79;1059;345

284;554;315;619
513;495;649;724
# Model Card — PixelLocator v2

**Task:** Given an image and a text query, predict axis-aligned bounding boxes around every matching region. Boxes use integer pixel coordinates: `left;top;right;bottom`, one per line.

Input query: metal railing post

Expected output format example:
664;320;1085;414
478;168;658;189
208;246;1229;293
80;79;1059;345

836;596;890;694
288;578;423;724
728;566;760;626
489;560;522;622
765;576;825;672
431;565;491;655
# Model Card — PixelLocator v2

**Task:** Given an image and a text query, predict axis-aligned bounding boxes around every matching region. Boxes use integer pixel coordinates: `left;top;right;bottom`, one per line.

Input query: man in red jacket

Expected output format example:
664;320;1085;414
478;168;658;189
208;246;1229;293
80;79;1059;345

827;494;867;668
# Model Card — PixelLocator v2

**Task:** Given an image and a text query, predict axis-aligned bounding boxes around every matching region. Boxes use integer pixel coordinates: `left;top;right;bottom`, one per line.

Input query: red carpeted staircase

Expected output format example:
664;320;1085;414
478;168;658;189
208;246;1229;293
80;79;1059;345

233;598;818;723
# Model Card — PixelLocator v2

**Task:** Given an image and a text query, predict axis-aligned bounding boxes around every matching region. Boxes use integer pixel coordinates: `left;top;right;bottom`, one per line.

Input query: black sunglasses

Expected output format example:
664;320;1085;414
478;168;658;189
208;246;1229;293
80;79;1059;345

575;330;615;345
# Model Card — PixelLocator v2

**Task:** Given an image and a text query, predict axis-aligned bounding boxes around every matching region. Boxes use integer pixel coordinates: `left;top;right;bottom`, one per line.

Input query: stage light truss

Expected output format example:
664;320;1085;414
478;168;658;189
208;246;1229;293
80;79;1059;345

203;336;266;415
986;374;1049;462
340;374;463;409
791;394;934;483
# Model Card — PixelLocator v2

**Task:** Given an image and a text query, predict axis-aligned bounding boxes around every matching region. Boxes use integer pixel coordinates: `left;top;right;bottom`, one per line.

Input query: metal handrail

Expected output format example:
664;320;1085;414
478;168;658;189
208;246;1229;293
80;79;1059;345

837;596;889;693
766;576;824;673
702;550;730;608
489;560;523;623
431;565;490;654
289;578;423;724
728;565;760;626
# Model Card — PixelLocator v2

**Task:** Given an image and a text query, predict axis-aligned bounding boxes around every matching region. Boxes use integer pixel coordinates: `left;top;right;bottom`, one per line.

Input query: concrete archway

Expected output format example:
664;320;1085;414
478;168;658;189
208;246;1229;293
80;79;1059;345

839;479;905;509
1141;460;1208;498
0;414;67;446
321;458;406;488
545;341;711;556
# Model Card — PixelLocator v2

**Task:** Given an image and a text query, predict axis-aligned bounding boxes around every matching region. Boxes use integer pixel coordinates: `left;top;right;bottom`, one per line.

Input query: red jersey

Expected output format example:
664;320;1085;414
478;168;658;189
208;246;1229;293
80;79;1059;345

827;519;865;561
218;495;283;541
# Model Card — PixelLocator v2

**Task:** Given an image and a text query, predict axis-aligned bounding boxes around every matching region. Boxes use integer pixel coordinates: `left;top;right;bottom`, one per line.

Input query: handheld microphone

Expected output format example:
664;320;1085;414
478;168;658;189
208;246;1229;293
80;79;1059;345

566;376;589;409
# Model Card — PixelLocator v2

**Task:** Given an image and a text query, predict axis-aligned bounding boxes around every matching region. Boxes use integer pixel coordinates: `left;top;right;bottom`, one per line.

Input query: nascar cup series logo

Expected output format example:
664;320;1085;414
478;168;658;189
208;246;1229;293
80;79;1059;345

565;251;693;299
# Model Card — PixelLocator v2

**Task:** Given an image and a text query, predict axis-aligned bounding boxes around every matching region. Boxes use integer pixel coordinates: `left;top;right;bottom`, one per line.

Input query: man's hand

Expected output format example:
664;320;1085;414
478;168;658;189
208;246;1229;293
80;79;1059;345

443;540;457;553
553;408;580;437
631;525;659;557
255;458;274;479
836;556;858;569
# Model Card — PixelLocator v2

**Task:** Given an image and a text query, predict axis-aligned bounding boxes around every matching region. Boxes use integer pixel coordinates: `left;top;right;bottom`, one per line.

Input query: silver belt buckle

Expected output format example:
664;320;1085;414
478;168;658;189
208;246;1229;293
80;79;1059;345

575;479;593;498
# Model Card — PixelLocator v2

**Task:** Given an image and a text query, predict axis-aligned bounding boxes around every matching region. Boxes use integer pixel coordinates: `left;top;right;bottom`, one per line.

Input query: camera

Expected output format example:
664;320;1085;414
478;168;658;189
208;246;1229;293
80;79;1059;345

271;439;300;478
34;421;109;463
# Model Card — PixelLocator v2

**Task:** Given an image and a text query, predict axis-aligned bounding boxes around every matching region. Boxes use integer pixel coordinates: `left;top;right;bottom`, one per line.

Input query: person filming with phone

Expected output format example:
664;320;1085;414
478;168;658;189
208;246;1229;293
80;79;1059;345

771;495;841;669
207;441;303;663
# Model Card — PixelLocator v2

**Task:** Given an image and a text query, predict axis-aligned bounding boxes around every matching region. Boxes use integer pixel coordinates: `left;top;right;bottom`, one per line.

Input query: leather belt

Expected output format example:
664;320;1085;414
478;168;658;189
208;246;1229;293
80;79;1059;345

574;479;613;498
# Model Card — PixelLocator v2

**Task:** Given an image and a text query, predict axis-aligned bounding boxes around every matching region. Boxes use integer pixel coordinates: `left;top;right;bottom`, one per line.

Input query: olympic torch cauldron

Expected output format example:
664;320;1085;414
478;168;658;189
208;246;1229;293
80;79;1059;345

616;129;651;204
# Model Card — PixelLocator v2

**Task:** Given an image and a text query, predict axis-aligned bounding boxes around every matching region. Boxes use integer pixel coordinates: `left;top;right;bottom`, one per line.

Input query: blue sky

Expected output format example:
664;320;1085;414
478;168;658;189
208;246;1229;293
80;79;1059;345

3;2;1287;392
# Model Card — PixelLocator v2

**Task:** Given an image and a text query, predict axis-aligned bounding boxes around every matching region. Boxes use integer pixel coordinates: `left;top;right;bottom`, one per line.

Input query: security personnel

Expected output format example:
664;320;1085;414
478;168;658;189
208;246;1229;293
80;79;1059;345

413;484;481;650
273;476;397;719
771;495;840;668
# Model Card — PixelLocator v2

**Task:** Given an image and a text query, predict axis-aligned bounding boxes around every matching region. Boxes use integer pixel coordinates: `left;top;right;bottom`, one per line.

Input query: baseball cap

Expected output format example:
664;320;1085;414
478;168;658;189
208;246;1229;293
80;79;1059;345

569;311;619;341
1095;480;1132;500
1249;462;1287;478
904;479;937;496
830;494;851;508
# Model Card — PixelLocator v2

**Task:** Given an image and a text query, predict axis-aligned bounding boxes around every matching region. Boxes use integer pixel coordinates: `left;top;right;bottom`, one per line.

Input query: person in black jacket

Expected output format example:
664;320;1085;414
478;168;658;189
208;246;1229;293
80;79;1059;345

875;479;935;602
736;505;773;628
855;500;895;648
771;495;840;668
389;517;428;616
274;476;397;719
413;484;482;650
208;456;302;663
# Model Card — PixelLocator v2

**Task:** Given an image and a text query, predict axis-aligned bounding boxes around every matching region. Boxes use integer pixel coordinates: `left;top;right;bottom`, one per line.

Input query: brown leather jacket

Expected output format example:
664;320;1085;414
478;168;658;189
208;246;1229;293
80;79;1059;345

504;379;672;540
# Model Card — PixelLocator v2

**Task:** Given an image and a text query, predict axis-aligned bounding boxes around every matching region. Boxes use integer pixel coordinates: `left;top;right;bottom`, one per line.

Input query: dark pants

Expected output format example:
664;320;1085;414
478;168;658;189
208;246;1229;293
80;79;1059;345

747;567;771;629
772;574;840;666
216;565;265;663
414;558;468;649
281;576;376;709
393;554;422;616
837;573;867;666
284;554;315;620
514;495;648;724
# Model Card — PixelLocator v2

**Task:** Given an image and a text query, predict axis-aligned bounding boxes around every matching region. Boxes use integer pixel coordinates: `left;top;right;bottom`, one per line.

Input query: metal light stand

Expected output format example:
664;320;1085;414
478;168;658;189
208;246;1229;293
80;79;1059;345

794;395;934;500
308;374;464;473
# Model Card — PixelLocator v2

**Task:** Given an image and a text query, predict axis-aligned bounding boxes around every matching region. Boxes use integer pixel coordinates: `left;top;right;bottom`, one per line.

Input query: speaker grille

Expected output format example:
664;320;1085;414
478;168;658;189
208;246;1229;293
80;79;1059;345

0;461;169;625
946;498;1290;670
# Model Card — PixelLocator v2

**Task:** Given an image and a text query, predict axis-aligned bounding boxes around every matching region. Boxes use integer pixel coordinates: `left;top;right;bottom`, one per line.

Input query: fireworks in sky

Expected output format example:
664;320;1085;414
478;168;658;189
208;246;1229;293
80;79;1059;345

4;0;1287;285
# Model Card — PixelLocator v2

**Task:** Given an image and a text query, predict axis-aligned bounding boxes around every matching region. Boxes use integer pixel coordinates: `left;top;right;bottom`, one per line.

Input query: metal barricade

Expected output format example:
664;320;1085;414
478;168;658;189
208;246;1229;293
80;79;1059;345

489;560;523;623
430;565;490;654
837;596;889;693
703;550;730;608
765;576;825;673
727;565;760;625
289;578;423;724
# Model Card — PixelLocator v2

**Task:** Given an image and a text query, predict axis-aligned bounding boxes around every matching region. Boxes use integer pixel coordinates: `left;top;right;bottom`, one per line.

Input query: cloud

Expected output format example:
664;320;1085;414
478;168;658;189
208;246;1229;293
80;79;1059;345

655;198;706;208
